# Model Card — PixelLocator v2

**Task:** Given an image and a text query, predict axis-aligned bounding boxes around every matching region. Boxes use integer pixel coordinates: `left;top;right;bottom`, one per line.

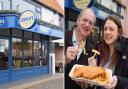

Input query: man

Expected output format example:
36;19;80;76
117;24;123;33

65;7;96;89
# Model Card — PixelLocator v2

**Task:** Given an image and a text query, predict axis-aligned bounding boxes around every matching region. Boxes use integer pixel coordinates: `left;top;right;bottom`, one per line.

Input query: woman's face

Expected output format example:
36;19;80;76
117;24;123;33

104;19;119;46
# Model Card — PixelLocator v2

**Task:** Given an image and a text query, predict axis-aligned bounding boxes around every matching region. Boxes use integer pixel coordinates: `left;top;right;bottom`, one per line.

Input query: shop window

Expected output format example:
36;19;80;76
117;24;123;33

12;29;22;37
34;33;41;66
24;31;32;39
0;29;10;36
36;6;41;20
0;39;8;70
23;39;32;67
37;13;41;20
12;38;22;69
34;33;40;41
34;41;41;66
42;41;47;66
117;4;121;14
59;16;64;29
53;13;59;26
92;27;100;47
68;20;76;31
97;0;101;4
121;7;124;16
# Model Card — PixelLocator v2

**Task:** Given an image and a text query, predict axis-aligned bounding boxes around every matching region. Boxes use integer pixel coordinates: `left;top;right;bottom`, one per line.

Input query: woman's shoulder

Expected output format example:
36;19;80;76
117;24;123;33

116;36;128;52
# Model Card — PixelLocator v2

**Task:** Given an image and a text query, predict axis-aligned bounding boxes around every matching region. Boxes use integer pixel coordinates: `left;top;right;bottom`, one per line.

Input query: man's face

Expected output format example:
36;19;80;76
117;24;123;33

76;9;95;38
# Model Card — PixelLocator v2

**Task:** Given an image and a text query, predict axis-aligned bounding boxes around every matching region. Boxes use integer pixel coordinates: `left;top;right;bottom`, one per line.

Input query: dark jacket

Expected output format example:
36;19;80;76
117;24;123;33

65;27;94;89
114;37;128;89
97;37;128;89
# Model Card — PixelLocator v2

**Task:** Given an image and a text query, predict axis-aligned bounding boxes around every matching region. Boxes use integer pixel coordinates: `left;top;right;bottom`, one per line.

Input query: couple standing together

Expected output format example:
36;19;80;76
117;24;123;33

65;7;128;89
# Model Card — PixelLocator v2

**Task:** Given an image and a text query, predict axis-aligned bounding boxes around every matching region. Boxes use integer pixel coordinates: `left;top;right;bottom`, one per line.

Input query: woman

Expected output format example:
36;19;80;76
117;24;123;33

89;15;128;89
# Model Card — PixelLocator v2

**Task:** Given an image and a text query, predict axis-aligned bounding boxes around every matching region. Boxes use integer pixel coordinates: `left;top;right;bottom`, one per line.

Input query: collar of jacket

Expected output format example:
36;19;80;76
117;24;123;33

115;37;128;52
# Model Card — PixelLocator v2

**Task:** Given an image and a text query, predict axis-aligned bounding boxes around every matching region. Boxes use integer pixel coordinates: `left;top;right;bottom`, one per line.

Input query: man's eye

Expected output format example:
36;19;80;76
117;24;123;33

89;21;93;26
83;19;87;22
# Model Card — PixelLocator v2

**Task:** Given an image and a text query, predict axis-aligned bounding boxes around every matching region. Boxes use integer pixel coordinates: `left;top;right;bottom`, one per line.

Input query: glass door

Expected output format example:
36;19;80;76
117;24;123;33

0;39;9;70
0;38;10;83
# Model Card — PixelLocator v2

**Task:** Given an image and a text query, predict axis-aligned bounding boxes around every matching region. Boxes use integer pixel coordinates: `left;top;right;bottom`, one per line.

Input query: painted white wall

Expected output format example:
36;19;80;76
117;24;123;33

1;0;63;28
42;7;54;23
1;0;10;10
0;1;2;10
12;0;36;13
41;7;63;27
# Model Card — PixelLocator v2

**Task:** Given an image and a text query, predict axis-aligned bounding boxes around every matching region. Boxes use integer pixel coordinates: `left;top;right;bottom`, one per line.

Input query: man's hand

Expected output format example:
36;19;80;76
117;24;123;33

65;46;79;65
76;80;88;89
104;75;118;89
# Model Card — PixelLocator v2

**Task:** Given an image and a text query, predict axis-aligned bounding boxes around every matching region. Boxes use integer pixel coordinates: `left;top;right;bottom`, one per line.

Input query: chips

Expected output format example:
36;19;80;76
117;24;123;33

79;41;86;54
92;49;100;57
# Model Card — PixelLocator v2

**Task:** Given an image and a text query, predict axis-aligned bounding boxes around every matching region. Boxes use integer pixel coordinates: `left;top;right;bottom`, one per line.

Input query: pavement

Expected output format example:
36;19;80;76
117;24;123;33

0;73;64;89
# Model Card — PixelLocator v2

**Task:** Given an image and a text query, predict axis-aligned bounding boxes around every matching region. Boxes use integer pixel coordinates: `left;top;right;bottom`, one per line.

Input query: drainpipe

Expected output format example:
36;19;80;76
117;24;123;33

10;0;12;10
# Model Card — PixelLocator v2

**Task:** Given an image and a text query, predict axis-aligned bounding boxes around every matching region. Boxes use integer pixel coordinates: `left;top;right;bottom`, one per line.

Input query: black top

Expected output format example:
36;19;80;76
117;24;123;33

114;37;128;89
64;27;94;89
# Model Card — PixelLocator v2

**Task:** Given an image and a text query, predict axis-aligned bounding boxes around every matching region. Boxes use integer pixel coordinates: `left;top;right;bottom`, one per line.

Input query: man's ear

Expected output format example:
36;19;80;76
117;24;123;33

76;18;79;24
91;28;94;33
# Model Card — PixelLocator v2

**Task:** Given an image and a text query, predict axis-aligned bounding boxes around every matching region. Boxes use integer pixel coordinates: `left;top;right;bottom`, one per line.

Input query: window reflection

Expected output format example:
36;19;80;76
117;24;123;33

42;42;47;66
23;39;32;67
12;38;22;68
0;39;9;70
34;41;41;66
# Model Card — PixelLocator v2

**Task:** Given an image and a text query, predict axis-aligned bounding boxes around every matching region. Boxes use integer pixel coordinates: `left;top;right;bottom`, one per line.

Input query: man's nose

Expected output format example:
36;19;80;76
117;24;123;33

85;21;90;27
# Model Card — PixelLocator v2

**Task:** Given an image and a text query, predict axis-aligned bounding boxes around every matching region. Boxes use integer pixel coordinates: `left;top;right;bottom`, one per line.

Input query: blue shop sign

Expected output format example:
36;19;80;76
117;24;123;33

0;17;6;27
0;14;63;38
39;25;64;38
0;15;18;28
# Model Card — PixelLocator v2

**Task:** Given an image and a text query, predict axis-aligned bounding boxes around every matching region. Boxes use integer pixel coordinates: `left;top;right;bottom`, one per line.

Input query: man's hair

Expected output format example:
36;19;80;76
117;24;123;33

78;7;96;24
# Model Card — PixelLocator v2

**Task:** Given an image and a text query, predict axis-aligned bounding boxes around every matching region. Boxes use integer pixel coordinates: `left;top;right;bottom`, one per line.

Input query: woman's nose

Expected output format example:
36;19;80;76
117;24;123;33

105;29;110;34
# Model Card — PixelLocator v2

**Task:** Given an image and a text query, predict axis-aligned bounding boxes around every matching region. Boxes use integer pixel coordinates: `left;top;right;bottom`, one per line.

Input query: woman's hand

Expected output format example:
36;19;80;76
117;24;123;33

88;56;97;66
104;75;118;89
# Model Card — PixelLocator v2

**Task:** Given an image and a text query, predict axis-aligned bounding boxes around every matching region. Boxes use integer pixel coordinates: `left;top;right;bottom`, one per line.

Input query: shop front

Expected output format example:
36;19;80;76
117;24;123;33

0;11;63;83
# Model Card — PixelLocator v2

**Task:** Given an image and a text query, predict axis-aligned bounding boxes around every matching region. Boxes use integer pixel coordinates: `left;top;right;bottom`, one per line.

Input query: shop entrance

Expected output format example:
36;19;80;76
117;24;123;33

0;38;10;82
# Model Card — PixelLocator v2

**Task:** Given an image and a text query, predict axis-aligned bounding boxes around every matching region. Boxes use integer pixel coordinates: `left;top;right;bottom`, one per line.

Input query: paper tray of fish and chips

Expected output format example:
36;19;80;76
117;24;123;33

69;64;112;86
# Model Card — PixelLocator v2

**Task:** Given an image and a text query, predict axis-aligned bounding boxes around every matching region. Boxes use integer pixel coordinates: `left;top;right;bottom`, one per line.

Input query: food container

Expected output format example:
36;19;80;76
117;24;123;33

69;64;112;86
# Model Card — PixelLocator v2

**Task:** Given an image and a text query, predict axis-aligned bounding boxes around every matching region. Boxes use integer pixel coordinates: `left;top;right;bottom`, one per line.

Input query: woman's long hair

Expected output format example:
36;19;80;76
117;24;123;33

99;15;123;69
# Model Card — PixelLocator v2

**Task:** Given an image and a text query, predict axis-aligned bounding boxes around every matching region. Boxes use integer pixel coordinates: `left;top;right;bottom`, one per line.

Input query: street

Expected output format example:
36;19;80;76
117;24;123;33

26;76;64;89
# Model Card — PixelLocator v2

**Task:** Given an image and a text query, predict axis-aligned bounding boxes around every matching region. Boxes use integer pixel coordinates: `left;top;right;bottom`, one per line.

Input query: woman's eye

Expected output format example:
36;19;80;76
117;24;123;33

109;28;114;31
104;28;107;31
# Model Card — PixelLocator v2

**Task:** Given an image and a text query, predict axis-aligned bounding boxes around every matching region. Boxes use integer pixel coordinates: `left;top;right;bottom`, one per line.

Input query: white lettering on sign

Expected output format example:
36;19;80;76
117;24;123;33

0;20;4;24
20;11;35;29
